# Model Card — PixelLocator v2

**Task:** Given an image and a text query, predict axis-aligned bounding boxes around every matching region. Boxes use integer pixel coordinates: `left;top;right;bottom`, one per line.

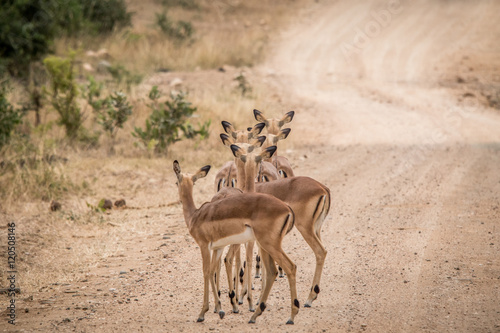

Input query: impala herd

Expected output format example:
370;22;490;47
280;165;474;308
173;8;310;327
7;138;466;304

173;109;331;324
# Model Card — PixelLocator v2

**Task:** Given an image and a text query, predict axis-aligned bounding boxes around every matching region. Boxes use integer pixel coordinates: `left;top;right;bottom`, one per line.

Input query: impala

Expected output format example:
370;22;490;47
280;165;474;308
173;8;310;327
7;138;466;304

173;160;300;324
214;122;265;191
253;109;295;177
229;141;331;308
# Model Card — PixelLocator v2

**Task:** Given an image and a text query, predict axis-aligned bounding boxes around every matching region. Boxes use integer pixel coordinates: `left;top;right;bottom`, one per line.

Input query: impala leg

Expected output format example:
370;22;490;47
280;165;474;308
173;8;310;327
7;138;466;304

214;249;222;313
255;248;261;278
256;242;299;324
296;224;327;307
249;249;277;323
238;249;247;304
224;245;239;313
197;247;211;322
210;248;225;319
272;250;299;324
234;245;241;306
239;241;255;311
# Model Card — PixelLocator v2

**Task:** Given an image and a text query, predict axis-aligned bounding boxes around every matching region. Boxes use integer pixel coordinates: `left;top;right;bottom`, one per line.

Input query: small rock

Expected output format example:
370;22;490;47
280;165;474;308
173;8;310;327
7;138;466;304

170;78;183;87
119;271;127;275
114;199;126;208
97;60;111;73
50;200;61;212
102;199;113;210
96;48;111;59
82;63;94;72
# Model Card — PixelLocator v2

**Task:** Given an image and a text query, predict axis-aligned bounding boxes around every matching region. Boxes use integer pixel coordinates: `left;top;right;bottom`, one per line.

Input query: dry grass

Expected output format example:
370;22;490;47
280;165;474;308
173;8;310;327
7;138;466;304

56;0;300;73
0;0;305;295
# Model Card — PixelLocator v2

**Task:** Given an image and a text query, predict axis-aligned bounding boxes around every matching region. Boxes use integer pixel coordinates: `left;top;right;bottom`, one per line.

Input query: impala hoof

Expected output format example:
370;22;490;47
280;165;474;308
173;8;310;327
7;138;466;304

249;308;255;313
304;303;312;308
238;300;243;305
196;317;204;322
248;319;256;324
254;274;260;278
232;309;239;314
286;319;294;325
219;310;225;319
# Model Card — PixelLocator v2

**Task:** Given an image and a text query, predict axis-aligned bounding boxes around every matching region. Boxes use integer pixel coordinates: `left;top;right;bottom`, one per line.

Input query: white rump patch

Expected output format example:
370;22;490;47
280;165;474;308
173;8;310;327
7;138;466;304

209;227;254;251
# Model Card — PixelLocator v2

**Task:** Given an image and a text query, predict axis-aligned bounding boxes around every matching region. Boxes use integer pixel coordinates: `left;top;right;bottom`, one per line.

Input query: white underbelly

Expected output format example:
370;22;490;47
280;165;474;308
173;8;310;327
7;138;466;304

209;227;255;251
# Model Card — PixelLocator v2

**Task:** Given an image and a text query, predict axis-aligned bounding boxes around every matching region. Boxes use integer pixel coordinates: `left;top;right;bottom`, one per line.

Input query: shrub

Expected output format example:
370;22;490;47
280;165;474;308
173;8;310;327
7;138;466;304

0;1;56;76
84;76;132;139
132;86;210;154
155;11;194;41
0;0;132;77
0;82;24;149
234;73;252;96
106;64;143;92
160;0;199;10
43;53;82;140
80;0;132;34
97;92;132;139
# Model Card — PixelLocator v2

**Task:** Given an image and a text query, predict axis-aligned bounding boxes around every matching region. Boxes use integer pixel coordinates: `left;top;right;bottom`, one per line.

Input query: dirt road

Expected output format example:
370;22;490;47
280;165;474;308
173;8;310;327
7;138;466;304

7;1;500;332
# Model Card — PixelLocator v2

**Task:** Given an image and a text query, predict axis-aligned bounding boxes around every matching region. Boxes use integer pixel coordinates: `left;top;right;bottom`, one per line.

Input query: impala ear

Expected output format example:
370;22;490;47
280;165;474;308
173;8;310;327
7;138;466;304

220;133;234;146
221;121;233;134
173;160;181;175
253;109;268;124
247;122;265;139
253;135;266;148
254;122;266;134
260;146;277;161
278;110;295;127
277;127;291;141
193;165;211;182
230;144;247;162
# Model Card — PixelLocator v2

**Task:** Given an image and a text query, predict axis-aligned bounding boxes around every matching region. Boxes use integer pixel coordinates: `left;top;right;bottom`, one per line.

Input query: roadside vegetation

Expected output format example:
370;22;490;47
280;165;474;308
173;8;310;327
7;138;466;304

0;0;304;294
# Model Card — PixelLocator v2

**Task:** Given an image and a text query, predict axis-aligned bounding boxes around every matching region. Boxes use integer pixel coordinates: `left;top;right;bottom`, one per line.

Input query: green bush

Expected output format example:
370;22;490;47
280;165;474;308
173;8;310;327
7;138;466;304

155;11;194;41
160;0;199;10
80;0;132;34
132;86;210;154
0;82;24;148
84;76;132;139
234;73;252;96
43;54;82;140
106;64;143;92
0;0;132;77
0;1;56;76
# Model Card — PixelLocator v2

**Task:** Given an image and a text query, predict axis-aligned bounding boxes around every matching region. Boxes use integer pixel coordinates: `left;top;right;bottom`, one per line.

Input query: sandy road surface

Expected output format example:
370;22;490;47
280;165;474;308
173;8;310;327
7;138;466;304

7;1;500;332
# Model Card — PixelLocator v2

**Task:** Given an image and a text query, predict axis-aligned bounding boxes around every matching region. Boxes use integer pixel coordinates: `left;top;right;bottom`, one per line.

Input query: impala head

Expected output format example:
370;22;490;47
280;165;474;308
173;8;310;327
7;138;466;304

253;109;294;135
258;161;280;182
173;160;211;200
221;121;265;143
220;133;266;150
262;128;291;152
231;144;277;179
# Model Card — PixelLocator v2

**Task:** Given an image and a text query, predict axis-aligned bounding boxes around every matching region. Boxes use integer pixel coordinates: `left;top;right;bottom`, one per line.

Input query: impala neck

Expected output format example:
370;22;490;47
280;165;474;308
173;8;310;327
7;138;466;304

243;159;257;193
235;158;246;191
179;182;197;228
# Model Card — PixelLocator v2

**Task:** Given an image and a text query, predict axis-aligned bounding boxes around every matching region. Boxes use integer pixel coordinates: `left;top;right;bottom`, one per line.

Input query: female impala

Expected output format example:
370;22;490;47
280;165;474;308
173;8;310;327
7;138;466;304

173;160;300;324
253;109;295;177
214;122;265;191
229;142;331;308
